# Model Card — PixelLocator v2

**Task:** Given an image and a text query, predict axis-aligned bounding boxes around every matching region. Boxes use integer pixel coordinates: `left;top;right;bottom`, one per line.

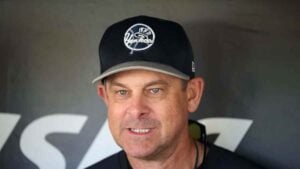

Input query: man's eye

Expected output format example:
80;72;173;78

149;88;161;94
117;90;128;96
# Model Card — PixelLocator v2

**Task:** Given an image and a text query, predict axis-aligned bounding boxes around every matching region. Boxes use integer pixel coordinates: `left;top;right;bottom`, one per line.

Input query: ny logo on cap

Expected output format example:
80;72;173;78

124;23;155;52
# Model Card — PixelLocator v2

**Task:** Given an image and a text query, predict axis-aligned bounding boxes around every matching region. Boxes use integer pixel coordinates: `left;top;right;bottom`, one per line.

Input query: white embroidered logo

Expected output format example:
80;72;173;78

192;61;196;72
124;23;155;52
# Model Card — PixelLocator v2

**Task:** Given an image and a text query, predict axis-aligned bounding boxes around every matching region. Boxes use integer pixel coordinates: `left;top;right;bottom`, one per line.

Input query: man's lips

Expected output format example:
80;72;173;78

123;119;160;135
130;128;150;133
128;128;153;135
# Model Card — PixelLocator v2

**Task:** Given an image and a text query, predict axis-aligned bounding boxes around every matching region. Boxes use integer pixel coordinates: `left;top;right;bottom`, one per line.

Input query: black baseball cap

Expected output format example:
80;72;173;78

92;15;195;84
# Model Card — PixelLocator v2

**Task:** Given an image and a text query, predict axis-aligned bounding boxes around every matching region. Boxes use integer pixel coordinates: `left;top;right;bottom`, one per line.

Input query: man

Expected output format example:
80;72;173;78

88;16;264;169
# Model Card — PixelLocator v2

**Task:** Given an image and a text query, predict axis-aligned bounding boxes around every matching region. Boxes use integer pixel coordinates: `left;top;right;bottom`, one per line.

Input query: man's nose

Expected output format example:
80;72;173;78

126;93;150;118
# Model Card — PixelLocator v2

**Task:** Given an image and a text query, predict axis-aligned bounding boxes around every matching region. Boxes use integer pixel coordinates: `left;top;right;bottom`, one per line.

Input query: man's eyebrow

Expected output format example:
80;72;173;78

108;81;128;88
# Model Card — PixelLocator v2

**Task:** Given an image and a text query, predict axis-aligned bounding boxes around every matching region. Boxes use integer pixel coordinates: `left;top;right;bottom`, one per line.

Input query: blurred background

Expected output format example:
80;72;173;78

0;0;299;169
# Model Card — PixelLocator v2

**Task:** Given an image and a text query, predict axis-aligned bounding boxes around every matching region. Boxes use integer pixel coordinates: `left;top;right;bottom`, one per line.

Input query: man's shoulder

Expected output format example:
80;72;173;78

85;151;126;169
201;144;265;169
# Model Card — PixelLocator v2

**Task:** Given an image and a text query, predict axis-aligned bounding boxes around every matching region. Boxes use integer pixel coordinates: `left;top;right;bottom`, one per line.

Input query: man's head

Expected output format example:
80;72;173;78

94;16;204;160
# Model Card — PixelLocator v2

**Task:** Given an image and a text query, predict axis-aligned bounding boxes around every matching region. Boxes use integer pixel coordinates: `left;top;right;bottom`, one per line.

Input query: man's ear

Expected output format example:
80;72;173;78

186;77;205;113
97;84;108;105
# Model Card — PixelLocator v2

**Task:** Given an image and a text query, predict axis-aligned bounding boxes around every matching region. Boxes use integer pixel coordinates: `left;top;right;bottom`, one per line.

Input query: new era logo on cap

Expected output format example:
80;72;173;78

92;15;195;84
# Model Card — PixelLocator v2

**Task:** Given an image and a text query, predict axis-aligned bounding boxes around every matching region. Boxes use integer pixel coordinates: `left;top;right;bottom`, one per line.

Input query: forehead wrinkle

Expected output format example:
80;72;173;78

105;70;178;89
110;79;169;88
144;80;169;88
107;77;171;90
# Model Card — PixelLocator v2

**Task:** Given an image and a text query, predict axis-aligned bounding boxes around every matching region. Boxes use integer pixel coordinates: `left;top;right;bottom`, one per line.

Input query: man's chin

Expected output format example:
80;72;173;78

125;148;158;161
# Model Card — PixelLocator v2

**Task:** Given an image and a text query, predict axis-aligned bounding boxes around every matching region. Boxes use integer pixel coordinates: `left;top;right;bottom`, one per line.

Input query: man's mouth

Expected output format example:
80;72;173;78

129;128;151;134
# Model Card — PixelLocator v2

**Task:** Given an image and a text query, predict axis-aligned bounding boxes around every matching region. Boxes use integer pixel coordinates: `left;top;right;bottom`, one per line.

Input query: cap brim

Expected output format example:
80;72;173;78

92;61;190;84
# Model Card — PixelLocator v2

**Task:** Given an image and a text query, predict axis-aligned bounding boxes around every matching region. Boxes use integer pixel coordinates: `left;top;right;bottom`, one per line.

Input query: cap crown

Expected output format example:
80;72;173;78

94;15;195;83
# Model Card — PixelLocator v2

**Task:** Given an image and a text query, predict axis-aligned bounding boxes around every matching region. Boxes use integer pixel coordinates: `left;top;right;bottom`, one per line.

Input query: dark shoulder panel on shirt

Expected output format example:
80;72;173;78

85;151;126;169
201;144;265;169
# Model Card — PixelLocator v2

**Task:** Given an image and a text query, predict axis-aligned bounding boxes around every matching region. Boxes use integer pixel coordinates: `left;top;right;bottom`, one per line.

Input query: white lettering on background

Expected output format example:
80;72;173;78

77;120;120;169
20;114;87;169
199;118;253;151
0;113;21;152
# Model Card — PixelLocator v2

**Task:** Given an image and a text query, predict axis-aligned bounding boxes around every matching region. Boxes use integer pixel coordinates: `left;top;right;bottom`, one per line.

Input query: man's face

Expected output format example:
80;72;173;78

98;70;202;160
